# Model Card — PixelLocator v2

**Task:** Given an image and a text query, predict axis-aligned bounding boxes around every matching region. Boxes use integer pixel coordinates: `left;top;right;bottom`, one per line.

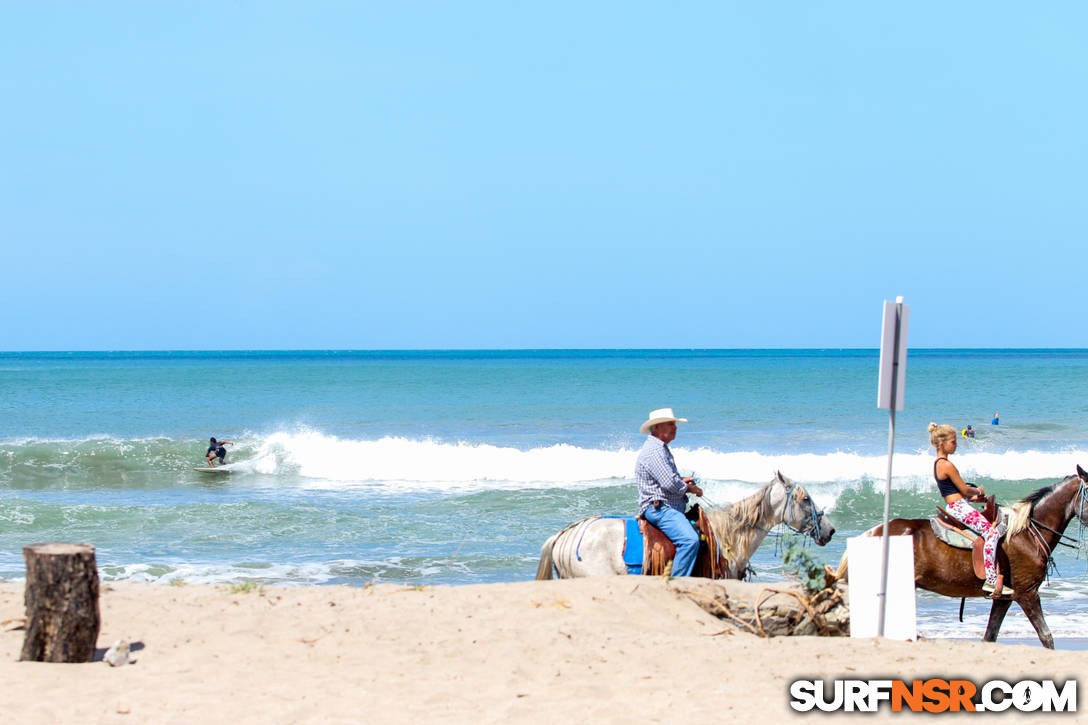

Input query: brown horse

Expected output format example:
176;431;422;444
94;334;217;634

842;465;1088;648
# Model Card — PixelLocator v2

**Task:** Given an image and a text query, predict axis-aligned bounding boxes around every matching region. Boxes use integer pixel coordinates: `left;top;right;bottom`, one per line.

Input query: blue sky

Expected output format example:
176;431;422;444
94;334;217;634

2;3;1086;350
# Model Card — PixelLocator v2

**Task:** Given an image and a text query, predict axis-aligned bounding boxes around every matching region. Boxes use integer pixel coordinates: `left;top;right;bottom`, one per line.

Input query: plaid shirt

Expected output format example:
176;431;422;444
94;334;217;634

636;435;688;515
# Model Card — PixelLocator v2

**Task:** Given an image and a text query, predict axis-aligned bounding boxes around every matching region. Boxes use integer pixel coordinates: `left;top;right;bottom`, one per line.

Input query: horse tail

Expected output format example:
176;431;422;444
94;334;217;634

535;533;559;580
835;550;849;582
833;523;880;582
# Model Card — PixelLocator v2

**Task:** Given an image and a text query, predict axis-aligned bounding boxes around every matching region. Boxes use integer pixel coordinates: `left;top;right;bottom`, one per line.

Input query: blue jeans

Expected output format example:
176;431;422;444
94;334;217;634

643;504;700;577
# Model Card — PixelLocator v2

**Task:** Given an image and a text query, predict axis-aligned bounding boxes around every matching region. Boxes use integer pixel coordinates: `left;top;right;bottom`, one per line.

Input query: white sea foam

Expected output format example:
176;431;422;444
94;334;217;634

101;561;342;586
96;558;473;587
244;430;636;488
237;429;1088;491
0;506;35;525
0;433;155;445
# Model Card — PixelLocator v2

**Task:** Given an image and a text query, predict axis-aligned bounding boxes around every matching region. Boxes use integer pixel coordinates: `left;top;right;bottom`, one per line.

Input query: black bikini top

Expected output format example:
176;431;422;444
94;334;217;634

934;457;960;498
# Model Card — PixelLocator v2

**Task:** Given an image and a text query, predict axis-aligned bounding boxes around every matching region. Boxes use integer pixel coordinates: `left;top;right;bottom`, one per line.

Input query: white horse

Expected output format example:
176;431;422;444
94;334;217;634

536;471;835;580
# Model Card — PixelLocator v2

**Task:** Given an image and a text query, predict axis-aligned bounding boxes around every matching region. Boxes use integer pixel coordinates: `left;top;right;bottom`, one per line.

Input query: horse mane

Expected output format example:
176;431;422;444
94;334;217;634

702;479;805;575
711;482;774;529
1007;481;1059;537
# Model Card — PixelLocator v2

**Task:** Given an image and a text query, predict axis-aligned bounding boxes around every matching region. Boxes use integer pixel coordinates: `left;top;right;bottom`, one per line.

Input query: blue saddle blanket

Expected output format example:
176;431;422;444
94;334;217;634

598;516;643;574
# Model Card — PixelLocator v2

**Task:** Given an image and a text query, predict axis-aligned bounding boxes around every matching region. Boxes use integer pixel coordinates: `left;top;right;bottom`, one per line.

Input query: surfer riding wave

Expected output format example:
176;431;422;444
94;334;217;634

206;437;233;467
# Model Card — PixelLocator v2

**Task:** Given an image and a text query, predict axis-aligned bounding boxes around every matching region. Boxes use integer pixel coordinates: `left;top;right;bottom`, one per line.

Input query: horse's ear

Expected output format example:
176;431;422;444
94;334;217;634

1078;464;1087;481
775;470;784;482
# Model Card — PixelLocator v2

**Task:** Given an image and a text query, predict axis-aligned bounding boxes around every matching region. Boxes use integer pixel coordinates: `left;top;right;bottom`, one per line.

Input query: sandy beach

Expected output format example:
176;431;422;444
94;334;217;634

1;577;1082;723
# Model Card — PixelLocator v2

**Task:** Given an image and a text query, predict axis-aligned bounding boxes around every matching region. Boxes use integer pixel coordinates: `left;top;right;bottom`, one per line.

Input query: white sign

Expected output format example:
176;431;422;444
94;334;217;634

877;298;909;411
848;535;917;640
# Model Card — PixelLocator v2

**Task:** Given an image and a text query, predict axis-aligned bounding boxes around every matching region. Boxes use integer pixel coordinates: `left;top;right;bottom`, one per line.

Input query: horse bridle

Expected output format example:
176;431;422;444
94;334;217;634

1025;476;1088;564
778;479;826;541
1074;477;1088;529
707;478;826;541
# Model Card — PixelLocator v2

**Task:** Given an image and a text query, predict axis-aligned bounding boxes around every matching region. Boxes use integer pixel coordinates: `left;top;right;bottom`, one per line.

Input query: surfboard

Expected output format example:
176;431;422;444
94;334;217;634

193;466;231;474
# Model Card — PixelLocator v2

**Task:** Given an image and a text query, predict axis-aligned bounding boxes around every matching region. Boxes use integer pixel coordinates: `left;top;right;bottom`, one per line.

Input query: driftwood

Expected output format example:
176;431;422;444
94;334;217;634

20;543;101;662
673;578;850;637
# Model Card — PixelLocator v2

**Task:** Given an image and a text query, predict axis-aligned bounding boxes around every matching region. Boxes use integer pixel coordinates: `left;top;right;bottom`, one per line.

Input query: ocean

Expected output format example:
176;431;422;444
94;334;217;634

3;349;1088;643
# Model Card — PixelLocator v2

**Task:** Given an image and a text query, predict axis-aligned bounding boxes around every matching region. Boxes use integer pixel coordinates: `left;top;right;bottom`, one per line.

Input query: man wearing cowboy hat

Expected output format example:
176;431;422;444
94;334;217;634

636;407;704;577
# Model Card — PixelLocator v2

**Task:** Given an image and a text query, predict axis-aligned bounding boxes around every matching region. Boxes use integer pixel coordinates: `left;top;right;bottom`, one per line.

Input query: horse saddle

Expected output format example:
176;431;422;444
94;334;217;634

637;505;729;579
929;495;1005;580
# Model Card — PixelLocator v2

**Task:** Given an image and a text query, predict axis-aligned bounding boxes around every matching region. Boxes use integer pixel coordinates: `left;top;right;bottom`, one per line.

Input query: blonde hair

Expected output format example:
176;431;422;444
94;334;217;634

928;422;957;448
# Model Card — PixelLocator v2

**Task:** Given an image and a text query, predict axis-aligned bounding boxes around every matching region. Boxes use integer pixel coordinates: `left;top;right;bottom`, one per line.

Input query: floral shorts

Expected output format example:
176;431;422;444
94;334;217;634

947;498;999;584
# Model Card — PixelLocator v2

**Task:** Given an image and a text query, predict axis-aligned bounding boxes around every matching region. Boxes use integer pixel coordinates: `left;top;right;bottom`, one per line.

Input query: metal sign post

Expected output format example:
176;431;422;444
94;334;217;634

876;296;909;637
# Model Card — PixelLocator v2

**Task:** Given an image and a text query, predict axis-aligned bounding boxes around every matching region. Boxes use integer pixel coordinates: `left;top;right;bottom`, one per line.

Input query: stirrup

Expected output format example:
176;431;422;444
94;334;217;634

982;581;1014;598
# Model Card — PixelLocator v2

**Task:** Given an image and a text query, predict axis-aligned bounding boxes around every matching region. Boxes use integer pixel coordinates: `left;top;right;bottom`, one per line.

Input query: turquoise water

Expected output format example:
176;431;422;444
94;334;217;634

3;349;1088;641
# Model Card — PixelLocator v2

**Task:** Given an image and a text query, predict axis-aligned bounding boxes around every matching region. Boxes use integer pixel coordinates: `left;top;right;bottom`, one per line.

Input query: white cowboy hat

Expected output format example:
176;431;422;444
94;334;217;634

639;407;688;435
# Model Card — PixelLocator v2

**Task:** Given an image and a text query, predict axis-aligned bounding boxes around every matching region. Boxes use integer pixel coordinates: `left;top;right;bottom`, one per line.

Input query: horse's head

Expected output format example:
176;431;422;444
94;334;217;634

770;470;836;545
1073;464;1088;527
1009;465;1088;538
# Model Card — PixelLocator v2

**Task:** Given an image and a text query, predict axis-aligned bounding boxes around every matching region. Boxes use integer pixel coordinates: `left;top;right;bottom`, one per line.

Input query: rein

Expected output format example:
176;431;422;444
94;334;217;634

1023;476;1088;577
1028;521;1054;559
1027;521;1060;581
1027;518;1078;548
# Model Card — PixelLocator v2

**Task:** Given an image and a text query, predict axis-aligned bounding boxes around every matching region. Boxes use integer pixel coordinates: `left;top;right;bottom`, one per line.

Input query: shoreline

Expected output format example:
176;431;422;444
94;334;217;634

3;578;1084;723
936;636;1088;651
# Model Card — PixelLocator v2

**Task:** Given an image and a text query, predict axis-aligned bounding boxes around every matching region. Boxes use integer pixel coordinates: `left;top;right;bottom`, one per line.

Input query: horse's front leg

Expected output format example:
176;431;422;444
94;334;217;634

982;598;1012;643
1017;592;1055;649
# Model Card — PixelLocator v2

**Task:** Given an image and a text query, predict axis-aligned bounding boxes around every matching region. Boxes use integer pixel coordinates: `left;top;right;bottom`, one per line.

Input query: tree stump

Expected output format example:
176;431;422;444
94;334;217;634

19;543;101;663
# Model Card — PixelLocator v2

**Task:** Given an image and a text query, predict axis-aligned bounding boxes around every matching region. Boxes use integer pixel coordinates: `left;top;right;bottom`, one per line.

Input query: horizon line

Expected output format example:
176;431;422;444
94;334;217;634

3;347;1087;354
